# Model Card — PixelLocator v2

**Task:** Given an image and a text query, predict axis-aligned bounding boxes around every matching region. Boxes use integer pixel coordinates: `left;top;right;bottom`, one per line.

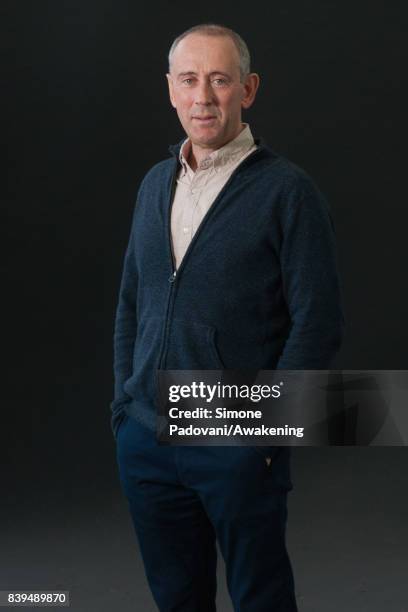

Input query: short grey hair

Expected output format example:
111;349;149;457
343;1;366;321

168;23;251;82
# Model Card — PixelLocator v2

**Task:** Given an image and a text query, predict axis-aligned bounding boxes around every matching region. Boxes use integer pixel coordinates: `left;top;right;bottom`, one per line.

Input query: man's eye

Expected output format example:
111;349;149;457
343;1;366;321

213;78;227;86
182;78;194;85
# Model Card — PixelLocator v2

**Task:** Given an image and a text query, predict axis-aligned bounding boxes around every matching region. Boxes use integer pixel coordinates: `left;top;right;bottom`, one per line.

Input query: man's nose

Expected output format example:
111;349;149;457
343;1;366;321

194;80;214;106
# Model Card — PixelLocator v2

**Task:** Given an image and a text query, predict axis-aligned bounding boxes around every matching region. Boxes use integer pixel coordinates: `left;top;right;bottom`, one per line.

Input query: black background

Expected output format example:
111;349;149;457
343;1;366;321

2;1;408;610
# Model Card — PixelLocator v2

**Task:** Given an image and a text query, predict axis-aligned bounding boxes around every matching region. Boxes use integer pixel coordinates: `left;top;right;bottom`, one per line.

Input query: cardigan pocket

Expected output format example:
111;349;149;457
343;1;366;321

164;319;225;370
207;326;225;369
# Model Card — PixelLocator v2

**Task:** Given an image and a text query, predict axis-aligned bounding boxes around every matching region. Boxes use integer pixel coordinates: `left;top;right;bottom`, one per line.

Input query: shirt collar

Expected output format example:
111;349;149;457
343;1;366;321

178;123;255;176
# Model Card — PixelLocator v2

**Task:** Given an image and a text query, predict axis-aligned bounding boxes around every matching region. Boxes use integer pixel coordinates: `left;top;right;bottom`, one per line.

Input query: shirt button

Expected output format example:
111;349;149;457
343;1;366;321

183;226;190;234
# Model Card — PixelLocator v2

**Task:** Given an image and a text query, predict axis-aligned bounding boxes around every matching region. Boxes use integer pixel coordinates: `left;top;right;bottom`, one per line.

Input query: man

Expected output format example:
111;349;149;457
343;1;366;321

112;23;344;612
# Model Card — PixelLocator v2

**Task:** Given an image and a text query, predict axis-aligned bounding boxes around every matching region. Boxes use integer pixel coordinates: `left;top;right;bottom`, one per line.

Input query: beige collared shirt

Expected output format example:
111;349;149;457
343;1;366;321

170;123;257;269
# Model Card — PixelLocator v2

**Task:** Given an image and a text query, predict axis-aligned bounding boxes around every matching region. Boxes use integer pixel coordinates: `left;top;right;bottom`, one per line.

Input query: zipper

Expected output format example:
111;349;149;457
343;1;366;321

157;144;266;371
167;165;178;276
156;163;179;371
172;146;263;281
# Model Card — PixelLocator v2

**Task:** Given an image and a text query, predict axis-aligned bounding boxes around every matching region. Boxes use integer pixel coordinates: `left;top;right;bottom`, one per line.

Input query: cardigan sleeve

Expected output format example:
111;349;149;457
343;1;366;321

110;202;139;438
276;175;345;369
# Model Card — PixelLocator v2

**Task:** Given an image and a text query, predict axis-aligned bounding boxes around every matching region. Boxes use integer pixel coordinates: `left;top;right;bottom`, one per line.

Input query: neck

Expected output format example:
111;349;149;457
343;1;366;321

188;124;246;172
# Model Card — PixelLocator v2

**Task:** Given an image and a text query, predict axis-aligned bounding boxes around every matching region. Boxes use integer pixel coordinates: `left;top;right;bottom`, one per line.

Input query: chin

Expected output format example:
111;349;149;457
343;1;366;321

192;132;223;147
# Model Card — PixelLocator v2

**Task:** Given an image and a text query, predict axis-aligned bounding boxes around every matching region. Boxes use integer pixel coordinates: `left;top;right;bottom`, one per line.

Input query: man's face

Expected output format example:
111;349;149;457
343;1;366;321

167;34;257;150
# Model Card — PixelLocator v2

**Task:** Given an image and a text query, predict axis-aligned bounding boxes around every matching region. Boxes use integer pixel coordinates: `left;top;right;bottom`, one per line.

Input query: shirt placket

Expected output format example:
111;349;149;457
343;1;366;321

182;163;212;240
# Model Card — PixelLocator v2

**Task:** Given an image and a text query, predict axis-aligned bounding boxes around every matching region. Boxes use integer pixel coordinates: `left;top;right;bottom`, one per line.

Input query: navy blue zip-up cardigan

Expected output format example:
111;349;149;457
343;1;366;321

110;138;344;438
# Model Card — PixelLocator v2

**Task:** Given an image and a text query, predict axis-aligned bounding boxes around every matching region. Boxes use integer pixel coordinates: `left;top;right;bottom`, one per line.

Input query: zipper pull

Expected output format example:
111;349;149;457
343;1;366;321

168;270;177;283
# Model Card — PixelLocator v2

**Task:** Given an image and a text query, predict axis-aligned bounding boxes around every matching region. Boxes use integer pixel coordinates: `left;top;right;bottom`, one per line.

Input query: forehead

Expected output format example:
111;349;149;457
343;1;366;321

170;33;240;75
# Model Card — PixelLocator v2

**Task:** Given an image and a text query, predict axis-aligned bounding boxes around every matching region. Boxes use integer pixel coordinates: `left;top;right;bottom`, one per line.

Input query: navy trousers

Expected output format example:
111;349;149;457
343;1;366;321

116;414;298;612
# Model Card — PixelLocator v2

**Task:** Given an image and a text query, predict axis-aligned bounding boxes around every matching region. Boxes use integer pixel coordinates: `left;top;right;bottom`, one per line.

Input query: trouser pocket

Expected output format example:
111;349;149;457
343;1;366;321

248;446;279;466
116;413;129;440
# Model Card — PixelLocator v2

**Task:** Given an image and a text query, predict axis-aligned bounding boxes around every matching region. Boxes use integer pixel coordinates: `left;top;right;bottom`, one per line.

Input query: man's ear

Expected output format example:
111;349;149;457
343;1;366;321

166;73;177;109
241;73;260;110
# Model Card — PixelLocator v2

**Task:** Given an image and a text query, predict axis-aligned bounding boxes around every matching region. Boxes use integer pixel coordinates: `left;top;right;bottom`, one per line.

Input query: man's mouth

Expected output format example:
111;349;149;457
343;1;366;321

192;116;217;123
